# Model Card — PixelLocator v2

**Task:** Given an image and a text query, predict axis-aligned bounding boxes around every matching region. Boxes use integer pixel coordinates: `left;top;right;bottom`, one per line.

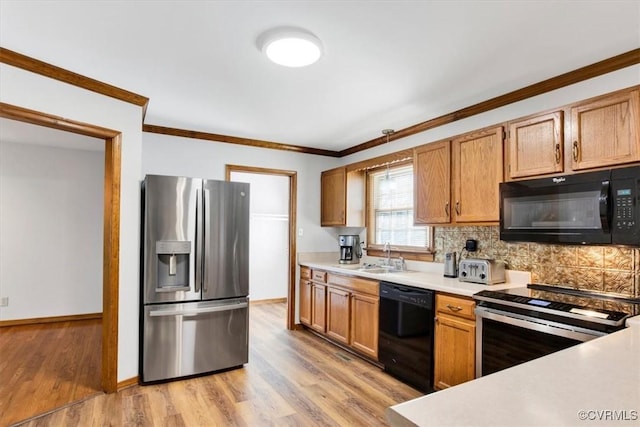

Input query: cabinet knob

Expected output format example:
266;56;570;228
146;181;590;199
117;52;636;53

446;304;463;312
572;141;580;162
455;201;461;216
445;202;450;217
555;143;561;164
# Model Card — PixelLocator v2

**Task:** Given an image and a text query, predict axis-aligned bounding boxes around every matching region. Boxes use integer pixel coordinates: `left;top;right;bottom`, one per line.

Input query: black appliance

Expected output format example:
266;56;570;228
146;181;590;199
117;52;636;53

499;165;640;245
473;284;633;377
379;282;435;392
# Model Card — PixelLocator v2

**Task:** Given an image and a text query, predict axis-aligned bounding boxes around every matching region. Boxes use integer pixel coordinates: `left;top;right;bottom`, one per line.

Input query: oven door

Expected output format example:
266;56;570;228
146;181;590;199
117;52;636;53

475;308;605;378
499;170;612;244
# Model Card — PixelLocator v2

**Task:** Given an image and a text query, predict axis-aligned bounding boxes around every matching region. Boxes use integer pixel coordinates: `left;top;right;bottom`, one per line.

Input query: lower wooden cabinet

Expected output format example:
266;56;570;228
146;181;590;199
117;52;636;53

326;286;350;345
299;278;312;326
299;268;379;361
434;293;476;390
350;292;379;360
310;283;327;333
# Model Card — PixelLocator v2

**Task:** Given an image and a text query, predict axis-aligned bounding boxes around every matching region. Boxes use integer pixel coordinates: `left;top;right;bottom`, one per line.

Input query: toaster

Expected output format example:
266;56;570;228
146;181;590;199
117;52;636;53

458;258;506;285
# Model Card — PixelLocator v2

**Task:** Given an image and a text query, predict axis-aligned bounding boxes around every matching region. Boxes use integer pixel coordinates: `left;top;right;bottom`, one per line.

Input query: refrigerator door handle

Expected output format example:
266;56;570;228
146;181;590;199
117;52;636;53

149;302;248;317
195;187;203;293
203;188;211;293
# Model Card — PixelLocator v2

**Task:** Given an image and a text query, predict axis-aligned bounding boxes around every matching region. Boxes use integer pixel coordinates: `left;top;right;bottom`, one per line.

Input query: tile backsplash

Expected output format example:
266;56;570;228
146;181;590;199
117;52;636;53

434;226;639;299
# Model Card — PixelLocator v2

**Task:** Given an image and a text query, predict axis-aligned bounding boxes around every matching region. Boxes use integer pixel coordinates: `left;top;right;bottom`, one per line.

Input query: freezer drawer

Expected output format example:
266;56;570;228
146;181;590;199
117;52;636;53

141;298;249;383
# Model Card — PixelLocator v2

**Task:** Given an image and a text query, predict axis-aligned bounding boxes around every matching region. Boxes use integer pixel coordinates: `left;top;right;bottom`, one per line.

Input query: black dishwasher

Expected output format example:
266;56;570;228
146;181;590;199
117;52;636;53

379;281;435;393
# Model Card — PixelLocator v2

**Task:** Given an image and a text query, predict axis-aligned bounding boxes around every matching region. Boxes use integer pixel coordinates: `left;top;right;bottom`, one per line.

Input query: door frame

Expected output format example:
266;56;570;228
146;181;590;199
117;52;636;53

0;102;121;393
225;165;297;330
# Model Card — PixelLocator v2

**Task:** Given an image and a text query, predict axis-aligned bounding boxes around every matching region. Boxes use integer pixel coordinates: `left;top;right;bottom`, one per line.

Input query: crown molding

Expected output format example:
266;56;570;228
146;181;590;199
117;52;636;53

142;124;341;157
340;48;640;157
2;46;638;158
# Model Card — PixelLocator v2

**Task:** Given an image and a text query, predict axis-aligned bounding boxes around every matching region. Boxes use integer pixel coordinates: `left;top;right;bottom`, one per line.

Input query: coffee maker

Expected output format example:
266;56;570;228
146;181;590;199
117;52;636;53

339;235;362;264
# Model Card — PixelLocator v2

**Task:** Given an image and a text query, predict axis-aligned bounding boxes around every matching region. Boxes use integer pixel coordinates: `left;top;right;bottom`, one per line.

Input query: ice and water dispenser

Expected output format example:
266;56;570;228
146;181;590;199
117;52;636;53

155;240;191;291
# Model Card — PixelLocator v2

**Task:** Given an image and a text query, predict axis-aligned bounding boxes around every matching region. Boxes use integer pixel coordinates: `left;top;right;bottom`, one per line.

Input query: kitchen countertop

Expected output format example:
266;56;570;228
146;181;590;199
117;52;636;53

298;259;528;297
386;318;640;427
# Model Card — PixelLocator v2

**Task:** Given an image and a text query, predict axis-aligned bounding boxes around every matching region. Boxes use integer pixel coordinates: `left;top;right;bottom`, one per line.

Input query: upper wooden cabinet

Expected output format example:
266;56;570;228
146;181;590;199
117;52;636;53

452;126;504;223
570;89;640;171
507;111;564;179
414;127;503;225
414;140;451;224
320;167;365;227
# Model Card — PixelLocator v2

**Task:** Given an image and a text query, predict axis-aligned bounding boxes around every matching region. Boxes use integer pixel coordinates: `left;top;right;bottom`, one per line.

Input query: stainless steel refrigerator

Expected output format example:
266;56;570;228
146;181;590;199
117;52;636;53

140;174;250;383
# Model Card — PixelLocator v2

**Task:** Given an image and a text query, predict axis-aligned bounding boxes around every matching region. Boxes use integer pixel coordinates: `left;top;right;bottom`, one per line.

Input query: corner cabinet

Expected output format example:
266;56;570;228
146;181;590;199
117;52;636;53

414;140;451;224
434;293;476;390
507;111;564;179
570;89;640;171
320;167;365;227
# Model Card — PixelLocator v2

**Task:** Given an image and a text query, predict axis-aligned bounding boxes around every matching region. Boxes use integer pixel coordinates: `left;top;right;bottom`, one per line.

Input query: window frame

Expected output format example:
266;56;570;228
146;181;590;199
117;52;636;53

365;161;434;256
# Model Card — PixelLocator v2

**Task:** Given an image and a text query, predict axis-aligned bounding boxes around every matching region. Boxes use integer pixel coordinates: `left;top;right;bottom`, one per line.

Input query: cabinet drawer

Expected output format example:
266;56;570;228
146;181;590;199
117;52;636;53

300;267;311;280
312;270;327;283
327;273;378;296
436;294;475;321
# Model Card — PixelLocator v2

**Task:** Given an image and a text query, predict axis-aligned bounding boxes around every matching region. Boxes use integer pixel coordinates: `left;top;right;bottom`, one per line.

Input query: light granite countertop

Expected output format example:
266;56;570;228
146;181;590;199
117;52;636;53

386;317;640;427
298;257;529;297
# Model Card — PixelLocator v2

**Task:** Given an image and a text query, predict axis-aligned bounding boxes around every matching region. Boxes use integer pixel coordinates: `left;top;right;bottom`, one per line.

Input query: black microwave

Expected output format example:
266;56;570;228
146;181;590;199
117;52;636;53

500;166;640;246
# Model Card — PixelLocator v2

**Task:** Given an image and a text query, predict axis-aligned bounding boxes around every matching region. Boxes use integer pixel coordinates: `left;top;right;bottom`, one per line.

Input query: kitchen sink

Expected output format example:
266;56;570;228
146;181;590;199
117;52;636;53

357;266;415;274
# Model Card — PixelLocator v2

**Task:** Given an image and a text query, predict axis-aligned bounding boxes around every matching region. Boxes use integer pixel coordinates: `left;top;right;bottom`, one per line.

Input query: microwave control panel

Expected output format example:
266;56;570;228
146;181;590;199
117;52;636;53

611;173;639;245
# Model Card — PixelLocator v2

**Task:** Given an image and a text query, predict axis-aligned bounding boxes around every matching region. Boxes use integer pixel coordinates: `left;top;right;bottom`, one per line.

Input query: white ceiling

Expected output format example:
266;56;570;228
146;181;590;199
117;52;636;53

1;1;638;152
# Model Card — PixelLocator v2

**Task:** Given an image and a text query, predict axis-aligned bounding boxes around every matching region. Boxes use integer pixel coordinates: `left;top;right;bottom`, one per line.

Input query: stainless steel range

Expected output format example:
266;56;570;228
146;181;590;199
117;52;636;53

473;284;636;378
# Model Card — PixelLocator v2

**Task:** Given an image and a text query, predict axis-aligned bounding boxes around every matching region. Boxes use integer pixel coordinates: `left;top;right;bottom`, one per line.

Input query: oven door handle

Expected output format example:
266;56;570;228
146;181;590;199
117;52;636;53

475;307;605;342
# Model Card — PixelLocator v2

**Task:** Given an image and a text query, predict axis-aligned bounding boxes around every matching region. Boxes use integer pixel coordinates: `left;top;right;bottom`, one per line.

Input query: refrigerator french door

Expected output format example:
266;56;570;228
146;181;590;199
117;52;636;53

140;175;250;383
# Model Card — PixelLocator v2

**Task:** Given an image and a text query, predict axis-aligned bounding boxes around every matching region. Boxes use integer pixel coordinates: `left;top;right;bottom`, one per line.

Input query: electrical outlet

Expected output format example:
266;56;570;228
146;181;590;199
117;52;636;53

0;297;8;307
298;228;304;236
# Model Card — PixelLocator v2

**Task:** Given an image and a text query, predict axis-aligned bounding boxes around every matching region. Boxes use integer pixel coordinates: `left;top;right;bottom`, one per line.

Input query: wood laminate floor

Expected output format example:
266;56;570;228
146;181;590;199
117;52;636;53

0;319;102;426
9;302;421;426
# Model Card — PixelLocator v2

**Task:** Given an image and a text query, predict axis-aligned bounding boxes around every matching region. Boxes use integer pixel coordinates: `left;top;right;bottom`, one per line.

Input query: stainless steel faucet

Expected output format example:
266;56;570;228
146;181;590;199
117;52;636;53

384;242;391;266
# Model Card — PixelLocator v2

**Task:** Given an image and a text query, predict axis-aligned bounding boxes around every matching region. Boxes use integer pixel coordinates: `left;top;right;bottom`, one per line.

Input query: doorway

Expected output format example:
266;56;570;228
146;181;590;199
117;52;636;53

225;165;297;330
0;102;121;393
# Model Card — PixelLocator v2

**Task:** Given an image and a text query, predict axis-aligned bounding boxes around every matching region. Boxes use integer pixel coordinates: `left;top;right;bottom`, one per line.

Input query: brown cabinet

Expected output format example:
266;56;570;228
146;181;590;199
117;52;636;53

507;111;564;179
452;126;504;223
326;286;350;345
299;279;312;326
299;268;379;361
310;283;327;333
434;293;476;390
350;292;379;359
570;89;640;171
320;168;365;227
299;267;327;333
414;140;451;224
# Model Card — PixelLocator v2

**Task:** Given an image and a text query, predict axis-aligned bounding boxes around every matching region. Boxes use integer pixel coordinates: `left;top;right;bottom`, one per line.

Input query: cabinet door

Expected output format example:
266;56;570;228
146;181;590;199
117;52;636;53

434;314;475;390
326;287;350;345
571;89;640;170
321;167;346;226
310;284;326;333
414;140;451;224
453;127;504;222
508;111;564;179
299;279;312;326
350;292;379;360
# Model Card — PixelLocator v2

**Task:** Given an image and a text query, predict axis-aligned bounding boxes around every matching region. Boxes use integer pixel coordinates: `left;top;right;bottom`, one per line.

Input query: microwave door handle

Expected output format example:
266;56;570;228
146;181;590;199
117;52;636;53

599;180;611;233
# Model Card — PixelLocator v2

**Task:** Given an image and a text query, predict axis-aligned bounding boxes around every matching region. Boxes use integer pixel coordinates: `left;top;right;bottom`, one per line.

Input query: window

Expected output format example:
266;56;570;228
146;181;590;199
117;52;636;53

368;163;431;250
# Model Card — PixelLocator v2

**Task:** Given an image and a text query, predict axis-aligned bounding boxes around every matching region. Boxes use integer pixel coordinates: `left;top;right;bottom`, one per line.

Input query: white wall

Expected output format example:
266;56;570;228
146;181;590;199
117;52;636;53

0;141;104;319
142;133;342;254
0;64;143;382
231;172;289;301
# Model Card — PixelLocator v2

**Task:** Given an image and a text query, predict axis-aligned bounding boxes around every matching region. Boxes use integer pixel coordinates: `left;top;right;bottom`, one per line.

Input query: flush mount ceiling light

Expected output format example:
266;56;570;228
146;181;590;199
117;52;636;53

257;27;323;67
